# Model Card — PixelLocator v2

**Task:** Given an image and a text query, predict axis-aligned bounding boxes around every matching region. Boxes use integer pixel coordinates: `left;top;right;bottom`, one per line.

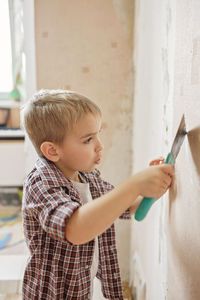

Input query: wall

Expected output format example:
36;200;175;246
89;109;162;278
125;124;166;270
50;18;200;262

34;0;134;281
167;1;200;299
130;1;200;300
130;0;176;299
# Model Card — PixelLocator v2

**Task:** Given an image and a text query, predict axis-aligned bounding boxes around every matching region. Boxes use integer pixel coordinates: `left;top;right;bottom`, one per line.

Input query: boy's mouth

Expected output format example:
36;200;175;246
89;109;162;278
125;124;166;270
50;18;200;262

95;157;101;164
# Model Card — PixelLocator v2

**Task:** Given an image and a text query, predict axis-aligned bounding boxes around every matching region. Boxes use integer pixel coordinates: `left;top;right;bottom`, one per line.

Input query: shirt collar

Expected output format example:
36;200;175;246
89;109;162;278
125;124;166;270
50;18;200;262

35;157;101;200
35;157;73;189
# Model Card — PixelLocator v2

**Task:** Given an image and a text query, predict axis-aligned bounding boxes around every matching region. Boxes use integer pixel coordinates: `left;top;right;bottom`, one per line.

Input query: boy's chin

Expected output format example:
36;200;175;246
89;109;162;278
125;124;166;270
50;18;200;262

81;165;96;173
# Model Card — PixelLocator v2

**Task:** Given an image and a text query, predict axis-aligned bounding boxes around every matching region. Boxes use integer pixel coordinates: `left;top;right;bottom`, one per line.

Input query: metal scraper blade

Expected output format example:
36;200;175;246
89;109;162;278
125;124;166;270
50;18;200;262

170;114;187;159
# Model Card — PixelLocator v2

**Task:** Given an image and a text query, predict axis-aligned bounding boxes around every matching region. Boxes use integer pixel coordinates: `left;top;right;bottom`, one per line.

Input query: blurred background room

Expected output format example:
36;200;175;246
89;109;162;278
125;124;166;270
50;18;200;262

1;1;200;300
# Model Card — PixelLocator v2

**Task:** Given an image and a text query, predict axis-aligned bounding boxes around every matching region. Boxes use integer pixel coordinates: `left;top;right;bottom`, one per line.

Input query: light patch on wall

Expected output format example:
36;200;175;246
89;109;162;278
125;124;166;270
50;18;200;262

129;252;146;300
161;48;170;102
191;38;200;85
112;0;134;46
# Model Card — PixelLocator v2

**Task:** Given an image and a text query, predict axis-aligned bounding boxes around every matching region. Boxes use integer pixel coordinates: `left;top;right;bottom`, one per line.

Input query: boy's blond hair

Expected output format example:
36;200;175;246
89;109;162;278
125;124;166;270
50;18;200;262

22;89;101;156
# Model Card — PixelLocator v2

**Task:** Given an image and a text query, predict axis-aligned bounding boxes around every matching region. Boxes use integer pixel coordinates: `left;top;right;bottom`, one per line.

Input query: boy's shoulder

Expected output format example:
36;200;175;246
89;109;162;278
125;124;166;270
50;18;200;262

24;157;70;190
80;169;114;193
81;168;100;181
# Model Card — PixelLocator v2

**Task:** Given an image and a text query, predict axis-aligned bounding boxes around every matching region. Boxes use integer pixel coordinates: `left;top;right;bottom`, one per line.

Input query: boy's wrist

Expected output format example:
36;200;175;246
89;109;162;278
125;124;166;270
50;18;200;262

121;175;140;204
130;173;142;198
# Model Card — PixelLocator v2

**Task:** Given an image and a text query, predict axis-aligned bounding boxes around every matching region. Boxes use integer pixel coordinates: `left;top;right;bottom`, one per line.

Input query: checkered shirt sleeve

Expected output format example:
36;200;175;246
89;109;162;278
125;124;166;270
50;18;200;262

23;184;80;243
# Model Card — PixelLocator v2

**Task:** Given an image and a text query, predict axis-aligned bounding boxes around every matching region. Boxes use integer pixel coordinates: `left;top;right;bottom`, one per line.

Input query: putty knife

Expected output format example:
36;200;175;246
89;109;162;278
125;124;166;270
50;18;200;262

135;114;187;221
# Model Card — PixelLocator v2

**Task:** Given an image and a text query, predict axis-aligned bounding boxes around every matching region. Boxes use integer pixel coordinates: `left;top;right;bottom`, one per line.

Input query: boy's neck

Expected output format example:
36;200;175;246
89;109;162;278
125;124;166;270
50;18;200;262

66;171;81;182
54;161;81;182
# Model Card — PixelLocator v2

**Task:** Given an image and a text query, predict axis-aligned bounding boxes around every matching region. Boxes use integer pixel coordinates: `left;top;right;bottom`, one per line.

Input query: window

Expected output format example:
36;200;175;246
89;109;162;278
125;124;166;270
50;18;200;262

0;0;13;99
0;0;24;102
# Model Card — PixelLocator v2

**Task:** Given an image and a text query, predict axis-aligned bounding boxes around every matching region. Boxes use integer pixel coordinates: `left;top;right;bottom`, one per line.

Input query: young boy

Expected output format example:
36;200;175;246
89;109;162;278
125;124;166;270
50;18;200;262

21;90;174;300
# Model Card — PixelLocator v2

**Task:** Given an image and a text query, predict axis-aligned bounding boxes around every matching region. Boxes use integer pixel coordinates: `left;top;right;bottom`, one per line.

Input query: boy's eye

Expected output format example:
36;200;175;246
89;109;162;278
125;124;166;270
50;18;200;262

84;137;92;144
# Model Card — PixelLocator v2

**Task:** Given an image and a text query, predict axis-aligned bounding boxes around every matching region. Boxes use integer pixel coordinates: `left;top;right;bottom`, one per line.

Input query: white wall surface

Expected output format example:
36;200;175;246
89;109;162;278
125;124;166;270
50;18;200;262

130;0;176;299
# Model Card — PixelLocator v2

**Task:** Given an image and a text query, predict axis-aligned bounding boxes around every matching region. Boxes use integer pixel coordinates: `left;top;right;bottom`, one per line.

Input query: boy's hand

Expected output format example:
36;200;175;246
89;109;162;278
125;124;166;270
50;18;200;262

149;156;173;188
135;164;174;200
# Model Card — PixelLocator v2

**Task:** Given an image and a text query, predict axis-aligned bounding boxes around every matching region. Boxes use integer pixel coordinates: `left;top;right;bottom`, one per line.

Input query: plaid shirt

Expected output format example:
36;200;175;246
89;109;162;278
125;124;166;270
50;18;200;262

22;157;130;299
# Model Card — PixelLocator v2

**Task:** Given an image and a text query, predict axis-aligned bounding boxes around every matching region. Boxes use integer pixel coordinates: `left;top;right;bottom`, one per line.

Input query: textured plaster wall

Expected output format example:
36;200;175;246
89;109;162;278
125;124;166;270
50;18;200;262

34;0;134;280
131;1;200;300
167;1;200;299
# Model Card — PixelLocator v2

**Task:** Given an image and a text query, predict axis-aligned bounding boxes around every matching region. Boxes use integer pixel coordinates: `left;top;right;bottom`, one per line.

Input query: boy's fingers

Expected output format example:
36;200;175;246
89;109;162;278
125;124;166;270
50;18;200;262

150;157;165;166
159;157;165;162
164;174;172;186
160;164;175;176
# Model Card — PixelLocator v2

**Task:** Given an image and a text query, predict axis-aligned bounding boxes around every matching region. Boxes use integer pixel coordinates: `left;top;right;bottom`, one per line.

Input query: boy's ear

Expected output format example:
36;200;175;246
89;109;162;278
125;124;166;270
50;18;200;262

40;141;60;162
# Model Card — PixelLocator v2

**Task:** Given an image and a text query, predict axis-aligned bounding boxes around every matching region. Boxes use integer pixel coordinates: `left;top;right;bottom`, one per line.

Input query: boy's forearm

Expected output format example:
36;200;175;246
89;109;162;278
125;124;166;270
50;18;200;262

65;176;139;245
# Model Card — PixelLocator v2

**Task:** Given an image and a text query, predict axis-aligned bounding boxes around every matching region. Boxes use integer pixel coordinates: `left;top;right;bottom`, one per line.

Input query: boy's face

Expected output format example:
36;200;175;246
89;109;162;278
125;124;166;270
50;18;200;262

55;113;103;180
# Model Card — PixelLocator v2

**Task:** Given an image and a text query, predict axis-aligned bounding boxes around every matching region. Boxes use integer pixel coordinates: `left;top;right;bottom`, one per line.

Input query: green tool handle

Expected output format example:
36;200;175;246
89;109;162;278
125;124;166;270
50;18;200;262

134;153;175;221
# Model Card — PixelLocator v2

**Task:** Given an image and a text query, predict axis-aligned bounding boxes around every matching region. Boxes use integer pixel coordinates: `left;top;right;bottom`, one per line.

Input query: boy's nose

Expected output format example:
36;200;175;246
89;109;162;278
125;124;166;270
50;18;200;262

96;138;104;152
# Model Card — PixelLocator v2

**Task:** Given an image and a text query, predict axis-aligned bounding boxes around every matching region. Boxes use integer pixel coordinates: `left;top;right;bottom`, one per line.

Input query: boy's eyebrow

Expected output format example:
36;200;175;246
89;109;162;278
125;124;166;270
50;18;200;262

80;131;98;139
80;127;102;139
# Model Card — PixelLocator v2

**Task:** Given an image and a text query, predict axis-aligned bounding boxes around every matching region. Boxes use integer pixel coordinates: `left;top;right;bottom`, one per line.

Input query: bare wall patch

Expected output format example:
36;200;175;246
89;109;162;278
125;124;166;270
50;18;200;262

191;38;200;85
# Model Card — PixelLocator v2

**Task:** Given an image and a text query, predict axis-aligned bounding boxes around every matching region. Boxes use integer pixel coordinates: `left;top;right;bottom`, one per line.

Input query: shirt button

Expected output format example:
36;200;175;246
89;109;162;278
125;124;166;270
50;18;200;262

114;272;118;279
85;264;89;270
